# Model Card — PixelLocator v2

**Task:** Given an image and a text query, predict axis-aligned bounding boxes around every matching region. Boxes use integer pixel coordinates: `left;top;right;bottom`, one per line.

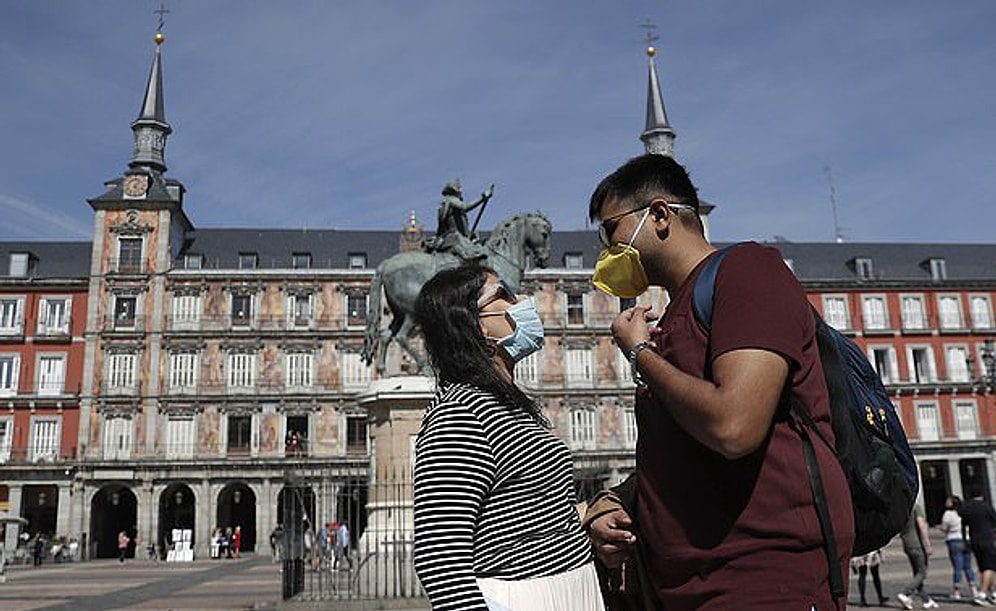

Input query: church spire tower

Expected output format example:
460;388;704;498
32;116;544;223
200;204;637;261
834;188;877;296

129;27;172;174
639;21;676;157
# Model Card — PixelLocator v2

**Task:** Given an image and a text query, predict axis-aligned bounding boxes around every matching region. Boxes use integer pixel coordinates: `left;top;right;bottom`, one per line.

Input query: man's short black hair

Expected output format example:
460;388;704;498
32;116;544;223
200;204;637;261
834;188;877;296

588;154;700;222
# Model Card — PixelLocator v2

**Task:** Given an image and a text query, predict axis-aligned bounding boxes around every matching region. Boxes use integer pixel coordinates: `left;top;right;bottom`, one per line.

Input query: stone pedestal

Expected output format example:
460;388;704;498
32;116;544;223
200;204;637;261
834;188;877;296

354;375;434;597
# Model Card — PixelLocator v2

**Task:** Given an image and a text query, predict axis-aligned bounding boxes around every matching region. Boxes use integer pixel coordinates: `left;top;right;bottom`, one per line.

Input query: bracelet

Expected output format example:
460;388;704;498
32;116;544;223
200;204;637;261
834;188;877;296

628;341;653;388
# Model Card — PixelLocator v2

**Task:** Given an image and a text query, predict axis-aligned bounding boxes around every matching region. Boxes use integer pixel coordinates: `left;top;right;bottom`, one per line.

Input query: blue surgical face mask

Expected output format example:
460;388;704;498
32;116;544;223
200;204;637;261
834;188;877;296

489;299;545;363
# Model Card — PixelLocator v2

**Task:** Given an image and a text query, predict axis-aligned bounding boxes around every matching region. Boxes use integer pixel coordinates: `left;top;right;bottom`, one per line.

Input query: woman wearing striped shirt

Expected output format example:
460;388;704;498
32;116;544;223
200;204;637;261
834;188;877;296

412;265;602;611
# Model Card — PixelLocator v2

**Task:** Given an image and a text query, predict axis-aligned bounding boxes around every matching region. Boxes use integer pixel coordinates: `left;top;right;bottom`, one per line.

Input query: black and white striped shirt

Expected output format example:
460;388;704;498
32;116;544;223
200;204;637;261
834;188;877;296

413;383;593;611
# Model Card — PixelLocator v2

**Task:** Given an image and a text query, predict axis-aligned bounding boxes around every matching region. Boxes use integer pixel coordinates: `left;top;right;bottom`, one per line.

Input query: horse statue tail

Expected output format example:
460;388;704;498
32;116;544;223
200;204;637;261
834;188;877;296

361;270;384;366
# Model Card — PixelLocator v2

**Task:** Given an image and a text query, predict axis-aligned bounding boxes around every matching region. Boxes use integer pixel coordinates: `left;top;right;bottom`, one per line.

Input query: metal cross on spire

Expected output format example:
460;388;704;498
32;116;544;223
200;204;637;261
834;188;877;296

640;18;659;52
154;1;170;34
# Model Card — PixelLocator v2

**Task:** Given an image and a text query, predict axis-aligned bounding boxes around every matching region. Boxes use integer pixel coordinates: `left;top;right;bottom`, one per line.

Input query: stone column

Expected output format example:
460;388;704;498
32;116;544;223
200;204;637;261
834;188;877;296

56;484;72;538
3;485;23;550
948;458;964;499
197;480;212;558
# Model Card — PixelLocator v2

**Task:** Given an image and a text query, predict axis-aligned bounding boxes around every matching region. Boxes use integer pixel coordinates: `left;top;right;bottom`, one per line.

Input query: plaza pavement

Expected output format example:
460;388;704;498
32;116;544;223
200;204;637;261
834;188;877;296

0;528;989;610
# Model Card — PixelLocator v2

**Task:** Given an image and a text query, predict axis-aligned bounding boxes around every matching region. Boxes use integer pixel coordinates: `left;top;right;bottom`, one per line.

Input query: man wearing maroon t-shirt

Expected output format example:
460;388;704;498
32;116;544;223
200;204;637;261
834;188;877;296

586;154;854;609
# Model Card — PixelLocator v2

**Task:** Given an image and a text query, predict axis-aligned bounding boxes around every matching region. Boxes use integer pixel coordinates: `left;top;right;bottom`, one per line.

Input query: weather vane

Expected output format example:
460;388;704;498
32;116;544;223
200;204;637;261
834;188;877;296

640;18;659;56
154;1;170;44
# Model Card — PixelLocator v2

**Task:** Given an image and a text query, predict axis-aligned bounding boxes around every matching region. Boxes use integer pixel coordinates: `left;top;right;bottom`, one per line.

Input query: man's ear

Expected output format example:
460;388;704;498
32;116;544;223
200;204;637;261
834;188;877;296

648;199;671;224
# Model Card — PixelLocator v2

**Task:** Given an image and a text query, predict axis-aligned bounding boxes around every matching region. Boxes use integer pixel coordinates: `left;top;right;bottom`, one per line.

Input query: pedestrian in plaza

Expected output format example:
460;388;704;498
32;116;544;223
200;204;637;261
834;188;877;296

32;534;45;566
961;489;996;604
317;523;330;569
333;521;351;571
897;505;940;609
850;550;887;607
938;495;980;601
412;265;602;611
584;153;854;609
232;525;242;559
270;524;283;562
117;530;130;563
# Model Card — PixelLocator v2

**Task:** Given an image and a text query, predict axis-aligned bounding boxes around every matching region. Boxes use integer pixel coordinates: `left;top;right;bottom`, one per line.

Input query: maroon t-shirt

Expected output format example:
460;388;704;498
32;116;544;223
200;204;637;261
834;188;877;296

635;242;854;610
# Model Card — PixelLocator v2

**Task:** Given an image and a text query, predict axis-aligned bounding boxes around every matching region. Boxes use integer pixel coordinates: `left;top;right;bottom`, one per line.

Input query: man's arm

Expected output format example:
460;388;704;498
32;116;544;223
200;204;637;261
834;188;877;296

614;306;788;459
916;514;933;556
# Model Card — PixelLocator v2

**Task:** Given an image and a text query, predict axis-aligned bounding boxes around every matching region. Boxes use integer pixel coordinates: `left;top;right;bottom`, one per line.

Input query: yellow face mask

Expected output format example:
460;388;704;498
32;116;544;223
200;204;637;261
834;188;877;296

592;208;651;298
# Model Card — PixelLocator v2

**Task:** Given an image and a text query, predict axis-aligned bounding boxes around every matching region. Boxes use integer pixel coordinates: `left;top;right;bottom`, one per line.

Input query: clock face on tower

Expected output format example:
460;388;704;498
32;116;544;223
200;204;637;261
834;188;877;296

122;174;149;199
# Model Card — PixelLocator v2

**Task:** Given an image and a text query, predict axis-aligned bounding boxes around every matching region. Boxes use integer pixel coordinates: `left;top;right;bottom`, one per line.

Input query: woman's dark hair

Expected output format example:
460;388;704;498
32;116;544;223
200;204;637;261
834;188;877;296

414;264;547;426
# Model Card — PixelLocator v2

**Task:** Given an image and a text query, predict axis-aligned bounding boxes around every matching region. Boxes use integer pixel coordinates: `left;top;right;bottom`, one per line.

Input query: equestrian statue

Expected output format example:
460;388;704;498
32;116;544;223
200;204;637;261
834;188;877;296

362;181;551;373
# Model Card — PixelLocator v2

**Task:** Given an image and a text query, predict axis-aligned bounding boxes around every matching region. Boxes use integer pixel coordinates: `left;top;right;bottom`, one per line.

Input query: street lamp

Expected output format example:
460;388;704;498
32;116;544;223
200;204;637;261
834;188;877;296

982;338;996;392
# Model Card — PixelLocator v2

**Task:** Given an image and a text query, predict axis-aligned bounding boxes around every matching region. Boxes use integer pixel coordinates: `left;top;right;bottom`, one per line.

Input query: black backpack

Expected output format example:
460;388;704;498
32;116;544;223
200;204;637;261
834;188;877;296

692;244;918;597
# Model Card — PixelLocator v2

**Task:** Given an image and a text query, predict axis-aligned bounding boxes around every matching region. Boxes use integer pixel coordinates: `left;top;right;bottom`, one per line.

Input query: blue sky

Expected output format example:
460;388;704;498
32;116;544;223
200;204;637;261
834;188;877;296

1;1;994;244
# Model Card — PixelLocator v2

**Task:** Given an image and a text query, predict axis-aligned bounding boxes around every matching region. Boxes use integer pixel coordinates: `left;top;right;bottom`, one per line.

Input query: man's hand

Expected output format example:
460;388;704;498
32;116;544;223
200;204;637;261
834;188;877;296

611;305;658;354
589;508;637;568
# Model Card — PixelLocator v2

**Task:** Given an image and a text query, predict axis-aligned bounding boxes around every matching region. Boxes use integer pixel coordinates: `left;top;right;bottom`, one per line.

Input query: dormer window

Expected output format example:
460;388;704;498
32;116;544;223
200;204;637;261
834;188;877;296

292;253;312;270
564;252;584;269
854;257;874;280
928;258;947;281
238;253;258;270
183;254;203;270
8;252;29;277
348;253;367;269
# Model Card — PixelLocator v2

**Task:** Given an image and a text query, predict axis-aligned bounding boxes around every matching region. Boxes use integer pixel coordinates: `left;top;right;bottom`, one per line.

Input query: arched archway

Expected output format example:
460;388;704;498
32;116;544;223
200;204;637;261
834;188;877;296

276;485;315;526
89;485;138;559
158;484;196;557
217;483;256;553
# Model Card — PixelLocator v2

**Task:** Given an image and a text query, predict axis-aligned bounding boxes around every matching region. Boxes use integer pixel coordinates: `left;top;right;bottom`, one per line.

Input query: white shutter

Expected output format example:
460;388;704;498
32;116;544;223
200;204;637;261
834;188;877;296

37;298;48;334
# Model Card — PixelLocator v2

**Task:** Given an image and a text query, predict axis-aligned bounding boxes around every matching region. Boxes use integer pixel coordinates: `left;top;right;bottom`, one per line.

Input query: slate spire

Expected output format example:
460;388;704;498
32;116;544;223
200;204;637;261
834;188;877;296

128;32;172;173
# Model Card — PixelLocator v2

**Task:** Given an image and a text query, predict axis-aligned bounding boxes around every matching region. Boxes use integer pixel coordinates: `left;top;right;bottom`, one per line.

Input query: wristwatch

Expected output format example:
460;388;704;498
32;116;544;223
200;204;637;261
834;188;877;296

627;341;653;388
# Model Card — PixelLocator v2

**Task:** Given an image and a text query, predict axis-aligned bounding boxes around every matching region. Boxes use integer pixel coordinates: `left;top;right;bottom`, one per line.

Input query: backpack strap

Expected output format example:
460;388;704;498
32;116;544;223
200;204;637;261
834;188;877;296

692;245;739;332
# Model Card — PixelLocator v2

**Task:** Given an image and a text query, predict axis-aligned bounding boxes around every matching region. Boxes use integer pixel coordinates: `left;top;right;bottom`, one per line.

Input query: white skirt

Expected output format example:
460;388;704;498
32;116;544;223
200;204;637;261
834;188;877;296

476;562;603;611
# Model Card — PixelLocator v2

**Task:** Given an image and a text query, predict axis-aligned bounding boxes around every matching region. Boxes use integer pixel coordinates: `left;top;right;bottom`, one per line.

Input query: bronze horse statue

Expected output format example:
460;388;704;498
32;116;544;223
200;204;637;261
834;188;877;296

362;212;551;373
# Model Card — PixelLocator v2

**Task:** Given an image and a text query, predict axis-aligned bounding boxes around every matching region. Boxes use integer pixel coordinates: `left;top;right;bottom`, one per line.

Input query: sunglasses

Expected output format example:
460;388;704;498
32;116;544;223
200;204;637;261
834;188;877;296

597;200;698;248
477;278;518;312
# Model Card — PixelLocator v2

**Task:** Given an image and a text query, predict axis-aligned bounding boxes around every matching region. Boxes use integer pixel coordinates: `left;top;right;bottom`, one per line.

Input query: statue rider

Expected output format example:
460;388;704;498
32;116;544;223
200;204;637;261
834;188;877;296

424;179;493;262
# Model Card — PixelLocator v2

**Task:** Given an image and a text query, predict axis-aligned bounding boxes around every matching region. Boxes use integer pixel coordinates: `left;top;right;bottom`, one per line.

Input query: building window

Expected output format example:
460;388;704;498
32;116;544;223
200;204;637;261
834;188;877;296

231;294;253;327
346;415;368;454
0;417;12;462
348;253;367;269
346;293;367;327
822;295;850;330
954;401;979;440
901;295;927;331
854;257;874;280
0;355;20;397
861;296;888;331
570;408;596;447
166;416;195;459
945;346;971;383
8;252;30;277
970;295;993;330
114;296;137;328
238;253;258;270
929;258;947;281
915;402;941;441
170;294;201;329
288;293;313;328
183;254;203;270
286;352;313;389
938;295;964;330
564;347;593;387
106;353;137;394
292;253;311;270
169;352;198;393
341;352;370;390
118;238;143;273
0;297;24;335
102;416;133;460
566;294;585;326
868;346;899;385
622;408;637;447
38;297;71;336
286;415;308;457
37;354;65;396
227;352;257;391
517;351;540;386
563;252;584;269
227;415;252;455
30;417;60;462
908;346;937;384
